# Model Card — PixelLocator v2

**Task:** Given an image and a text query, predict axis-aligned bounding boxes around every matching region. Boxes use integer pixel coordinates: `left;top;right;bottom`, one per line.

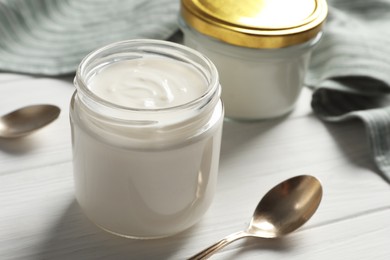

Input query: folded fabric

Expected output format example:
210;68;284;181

0;0;179;75
306;0;390;182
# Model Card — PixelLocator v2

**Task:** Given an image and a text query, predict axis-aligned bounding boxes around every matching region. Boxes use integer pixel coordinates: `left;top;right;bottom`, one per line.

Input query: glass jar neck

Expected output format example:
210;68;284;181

75;39;219;125
73;39;222;148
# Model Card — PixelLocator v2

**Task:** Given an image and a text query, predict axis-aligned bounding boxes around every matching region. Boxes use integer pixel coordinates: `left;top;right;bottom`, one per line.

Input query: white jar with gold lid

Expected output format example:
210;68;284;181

179;0;328;120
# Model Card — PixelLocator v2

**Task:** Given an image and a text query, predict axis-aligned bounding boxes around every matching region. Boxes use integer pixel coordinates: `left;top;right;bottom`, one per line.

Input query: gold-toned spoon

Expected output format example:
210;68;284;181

188;175;322;260
0;104;60;138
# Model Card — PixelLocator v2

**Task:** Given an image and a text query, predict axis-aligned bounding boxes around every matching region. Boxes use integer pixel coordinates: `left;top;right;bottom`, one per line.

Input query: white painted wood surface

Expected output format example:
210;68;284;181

1;73;389;260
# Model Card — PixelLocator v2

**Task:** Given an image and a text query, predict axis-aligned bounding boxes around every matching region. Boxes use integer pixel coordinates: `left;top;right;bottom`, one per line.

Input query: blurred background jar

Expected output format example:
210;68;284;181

179;0;327;120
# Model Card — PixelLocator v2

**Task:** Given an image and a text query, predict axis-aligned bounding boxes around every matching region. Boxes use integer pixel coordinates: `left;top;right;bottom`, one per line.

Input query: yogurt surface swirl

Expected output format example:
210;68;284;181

88;56;207;109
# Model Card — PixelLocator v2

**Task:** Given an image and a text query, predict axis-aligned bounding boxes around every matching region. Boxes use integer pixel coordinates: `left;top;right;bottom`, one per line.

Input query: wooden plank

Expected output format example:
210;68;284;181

0;77;74;175
0;73;34;83
1;74;389;259
210;208;390;260
1;143;389;259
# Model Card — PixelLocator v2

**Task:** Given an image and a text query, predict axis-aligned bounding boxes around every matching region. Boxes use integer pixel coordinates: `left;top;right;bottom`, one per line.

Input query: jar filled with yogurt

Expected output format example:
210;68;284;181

70;40;224;238
179;0;328;120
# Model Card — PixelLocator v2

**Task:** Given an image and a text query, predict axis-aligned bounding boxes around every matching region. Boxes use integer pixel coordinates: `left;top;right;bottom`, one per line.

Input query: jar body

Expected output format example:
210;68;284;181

70;40;224;238
180;19;321;120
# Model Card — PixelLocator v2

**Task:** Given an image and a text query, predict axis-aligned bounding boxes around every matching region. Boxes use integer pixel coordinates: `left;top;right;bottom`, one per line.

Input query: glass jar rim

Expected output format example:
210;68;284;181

75;39;220;113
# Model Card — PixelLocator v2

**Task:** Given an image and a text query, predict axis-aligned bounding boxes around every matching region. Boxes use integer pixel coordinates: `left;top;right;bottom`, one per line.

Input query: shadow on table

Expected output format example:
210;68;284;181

0;136;38;154
36;200;194;260
220;117;287;164
217;236;296;260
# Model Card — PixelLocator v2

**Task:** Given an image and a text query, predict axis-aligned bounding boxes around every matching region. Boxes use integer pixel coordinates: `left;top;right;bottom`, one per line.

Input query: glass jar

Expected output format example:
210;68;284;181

180;0;328;120
70;39;224;238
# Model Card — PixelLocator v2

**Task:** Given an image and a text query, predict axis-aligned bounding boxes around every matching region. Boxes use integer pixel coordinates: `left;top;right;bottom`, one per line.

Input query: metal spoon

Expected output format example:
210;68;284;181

0;104;60;138
188;175;322;260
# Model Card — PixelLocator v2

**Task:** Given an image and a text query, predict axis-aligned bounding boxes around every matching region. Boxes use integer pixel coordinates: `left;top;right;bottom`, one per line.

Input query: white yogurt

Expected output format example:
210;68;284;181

89;57;207;109
70;40;224;238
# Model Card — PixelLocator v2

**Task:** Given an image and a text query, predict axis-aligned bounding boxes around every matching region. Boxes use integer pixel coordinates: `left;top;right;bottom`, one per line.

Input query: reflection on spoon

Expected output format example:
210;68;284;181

0;104;60;138
188;175;323;260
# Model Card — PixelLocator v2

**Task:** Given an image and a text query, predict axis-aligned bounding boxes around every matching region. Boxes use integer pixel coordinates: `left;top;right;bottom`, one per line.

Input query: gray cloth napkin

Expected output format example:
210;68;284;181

306;0;390;182
0;0;179;75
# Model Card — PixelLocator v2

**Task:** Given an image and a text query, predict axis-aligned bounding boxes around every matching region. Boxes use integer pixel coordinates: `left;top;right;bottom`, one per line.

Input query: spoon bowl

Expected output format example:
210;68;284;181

189;175;322;259
0;104;61;138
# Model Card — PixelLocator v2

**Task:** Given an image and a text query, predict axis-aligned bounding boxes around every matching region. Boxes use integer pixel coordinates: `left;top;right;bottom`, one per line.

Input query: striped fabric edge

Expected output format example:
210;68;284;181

310;80;390;182
348;108;390;183
361;109;390;180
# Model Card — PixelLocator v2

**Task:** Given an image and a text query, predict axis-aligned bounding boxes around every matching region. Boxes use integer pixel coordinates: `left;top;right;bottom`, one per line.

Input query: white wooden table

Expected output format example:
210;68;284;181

1;72;389;260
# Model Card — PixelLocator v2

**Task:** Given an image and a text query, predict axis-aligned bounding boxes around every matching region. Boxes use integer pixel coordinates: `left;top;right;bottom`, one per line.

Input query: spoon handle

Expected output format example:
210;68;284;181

188;231;248;260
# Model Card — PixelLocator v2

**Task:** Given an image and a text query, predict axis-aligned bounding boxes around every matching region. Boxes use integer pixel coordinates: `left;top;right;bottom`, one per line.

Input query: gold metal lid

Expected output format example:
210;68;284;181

181;0;328;48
